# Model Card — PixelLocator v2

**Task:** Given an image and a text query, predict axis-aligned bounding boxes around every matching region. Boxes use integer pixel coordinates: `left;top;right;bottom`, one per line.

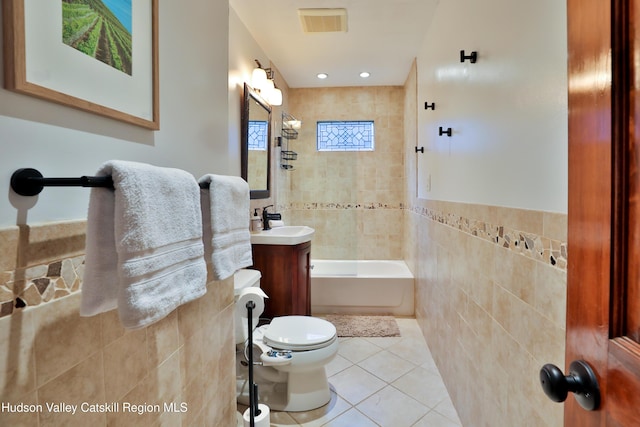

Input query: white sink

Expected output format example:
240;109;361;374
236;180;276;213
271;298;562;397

250;225;315;245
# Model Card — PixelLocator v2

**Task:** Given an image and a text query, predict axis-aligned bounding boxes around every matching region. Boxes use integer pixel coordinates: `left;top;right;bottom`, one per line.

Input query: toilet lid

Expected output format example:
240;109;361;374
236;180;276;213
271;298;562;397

263;316;337;350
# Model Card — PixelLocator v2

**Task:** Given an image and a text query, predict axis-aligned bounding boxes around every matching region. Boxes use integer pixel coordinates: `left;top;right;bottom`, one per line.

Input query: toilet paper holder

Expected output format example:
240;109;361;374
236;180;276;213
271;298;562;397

245;301;261;426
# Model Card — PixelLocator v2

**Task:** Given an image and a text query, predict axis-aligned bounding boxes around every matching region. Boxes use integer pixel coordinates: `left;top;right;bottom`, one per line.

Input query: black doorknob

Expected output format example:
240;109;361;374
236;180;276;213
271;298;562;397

539;360;600;411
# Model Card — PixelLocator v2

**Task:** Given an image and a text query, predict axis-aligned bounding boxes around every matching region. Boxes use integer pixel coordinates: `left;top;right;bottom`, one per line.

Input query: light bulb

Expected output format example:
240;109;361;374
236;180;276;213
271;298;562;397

269;88;283;106
252;68;268;90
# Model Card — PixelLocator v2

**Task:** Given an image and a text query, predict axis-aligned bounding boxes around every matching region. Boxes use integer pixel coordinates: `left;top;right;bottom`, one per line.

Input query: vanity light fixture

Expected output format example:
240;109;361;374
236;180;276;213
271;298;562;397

359;71;370;78
252;59;283;106
317;73;328;79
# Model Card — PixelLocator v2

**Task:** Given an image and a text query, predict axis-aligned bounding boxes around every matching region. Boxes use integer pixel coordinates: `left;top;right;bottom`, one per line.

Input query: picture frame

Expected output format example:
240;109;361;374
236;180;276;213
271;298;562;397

3;0;159;130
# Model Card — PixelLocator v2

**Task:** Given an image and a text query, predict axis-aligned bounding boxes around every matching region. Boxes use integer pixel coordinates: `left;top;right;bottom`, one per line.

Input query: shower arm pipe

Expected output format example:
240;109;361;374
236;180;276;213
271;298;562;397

10;168;210;197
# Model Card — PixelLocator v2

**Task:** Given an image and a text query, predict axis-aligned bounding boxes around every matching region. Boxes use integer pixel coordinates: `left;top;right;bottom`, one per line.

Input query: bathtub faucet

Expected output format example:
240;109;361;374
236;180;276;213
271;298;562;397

262;205;281;230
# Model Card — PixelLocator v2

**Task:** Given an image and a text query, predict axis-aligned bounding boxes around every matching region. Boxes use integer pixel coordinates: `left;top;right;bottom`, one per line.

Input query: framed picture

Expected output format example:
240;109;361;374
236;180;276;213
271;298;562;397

3;0;159;130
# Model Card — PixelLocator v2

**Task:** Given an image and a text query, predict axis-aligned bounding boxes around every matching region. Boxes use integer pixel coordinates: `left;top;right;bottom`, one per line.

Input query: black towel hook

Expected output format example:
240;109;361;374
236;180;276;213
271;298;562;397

460;50;478;63
439;127;453;137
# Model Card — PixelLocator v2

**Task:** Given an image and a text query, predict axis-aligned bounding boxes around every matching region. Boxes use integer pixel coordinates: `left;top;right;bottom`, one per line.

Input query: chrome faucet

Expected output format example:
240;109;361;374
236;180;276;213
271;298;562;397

262;205;281;230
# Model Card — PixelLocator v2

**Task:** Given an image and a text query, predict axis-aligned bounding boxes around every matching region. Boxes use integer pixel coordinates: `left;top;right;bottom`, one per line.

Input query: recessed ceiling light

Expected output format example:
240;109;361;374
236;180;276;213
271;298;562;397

360;72;370;78
317;73;328;79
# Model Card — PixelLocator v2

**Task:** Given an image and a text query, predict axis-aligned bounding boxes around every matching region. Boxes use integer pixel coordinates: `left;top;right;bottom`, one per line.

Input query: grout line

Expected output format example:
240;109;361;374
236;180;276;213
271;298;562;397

237;318;462;427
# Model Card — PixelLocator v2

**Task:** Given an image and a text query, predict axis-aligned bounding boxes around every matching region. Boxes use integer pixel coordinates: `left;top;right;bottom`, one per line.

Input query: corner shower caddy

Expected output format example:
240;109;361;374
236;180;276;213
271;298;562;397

280;112;299;170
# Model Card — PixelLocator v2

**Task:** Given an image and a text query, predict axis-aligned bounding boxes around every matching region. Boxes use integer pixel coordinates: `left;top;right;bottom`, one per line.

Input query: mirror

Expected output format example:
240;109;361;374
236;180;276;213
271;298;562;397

241;82;271;199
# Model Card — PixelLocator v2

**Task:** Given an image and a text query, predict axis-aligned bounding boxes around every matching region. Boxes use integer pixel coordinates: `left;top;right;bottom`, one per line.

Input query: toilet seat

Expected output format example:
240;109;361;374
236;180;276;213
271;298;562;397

262;316;337;351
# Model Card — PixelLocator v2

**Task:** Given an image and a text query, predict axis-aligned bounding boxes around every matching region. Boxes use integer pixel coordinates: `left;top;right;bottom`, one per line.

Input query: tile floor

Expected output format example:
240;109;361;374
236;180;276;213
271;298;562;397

237;318;463;427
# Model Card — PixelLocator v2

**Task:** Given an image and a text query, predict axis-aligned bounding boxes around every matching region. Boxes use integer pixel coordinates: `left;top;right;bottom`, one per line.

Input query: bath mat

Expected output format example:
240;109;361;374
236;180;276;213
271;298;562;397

319;315;401;337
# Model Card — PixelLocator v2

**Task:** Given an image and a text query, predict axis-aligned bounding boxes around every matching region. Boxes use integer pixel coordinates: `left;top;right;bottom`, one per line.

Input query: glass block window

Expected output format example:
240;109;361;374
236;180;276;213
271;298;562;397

317;121;375;151
248;120;268;150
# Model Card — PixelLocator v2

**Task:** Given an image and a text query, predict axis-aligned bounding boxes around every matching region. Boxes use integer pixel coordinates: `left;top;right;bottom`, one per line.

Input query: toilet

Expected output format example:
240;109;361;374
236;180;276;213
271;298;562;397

234;269;339;412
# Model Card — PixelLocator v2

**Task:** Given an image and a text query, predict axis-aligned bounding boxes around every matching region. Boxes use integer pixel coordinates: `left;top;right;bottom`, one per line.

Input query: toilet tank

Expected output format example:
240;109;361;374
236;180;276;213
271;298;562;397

234;269;262;344
234;269;261;295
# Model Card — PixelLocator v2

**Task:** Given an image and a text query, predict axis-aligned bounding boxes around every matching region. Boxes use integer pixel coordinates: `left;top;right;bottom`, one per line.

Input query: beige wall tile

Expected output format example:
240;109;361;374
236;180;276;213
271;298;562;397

496;207;544;235
179;326;204;387
0;309;36;401
180;362;205;425
37;352;106;427
408;205;566;427
103;327;148;402
0;227;19;272
148;350;183;409
107;375;156;426
0;390;39;427
22;221;87;267
543;211;568;241
146;310;179;368
177;296;202;345
100;309;126;346
535;263;567;329
0;221;236;427
32;293;102;387
286;86;405;259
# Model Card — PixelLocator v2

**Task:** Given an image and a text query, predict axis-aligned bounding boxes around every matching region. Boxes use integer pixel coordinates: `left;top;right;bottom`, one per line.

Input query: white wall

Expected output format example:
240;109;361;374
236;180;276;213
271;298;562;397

228;7;271;184
229;7;283;210
0;1;230;228
228;8;271;160
417;0;568;213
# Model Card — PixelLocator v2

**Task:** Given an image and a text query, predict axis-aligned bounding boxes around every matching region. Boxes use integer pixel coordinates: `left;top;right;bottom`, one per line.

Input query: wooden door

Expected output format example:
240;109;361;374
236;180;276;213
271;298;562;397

563;0;640;425
294;241;311;315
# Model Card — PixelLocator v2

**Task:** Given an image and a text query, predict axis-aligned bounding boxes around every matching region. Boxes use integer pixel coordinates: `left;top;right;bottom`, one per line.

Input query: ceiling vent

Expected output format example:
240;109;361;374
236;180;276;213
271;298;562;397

298;8;348;33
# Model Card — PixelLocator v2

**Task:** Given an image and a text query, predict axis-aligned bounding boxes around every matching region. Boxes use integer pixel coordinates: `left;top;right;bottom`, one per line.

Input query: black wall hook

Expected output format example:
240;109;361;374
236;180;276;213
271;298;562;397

415;146;424;153
439;127;452;137
460;50;478;63
424;102;435;110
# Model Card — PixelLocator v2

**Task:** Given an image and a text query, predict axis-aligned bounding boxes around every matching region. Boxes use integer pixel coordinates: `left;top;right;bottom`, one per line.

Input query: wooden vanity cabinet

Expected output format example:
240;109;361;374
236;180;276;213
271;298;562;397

249;241;311;319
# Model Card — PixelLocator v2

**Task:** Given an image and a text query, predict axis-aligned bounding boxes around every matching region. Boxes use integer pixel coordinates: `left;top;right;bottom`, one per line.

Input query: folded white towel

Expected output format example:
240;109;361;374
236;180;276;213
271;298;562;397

81;160;207;329
199;174;253;280
269;220;285;228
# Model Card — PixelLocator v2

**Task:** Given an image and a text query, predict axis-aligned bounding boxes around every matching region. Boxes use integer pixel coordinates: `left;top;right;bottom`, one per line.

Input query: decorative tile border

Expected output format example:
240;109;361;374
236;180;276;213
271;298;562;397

0;200;565;320
0;256;84;319
280;201;567;270
409;205;567;270
279;202;404;210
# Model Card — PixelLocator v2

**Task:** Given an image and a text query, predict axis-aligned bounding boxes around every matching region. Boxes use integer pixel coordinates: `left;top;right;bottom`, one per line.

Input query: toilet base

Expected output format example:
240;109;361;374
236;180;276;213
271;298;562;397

282;368;332;412
236;355;332;412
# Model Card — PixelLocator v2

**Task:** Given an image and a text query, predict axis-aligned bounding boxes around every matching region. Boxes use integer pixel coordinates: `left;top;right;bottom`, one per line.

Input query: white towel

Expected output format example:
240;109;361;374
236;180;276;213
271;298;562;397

198;174;253;280
81;160;207;329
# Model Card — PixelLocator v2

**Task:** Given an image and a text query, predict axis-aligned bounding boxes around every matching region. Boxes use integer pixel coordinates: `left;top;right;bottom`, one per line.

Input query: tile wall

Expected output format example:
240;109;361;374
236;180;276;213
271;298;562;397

0;221;236;426
403;62;566;427
404;202;567;427
280;86;405;260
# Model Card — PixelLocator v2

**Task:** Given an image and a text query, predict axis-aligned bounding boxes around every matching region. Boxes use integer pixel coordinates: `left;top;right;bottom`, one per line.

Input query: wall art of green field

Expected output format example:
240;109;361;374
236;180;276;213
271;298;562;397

62;0;132;75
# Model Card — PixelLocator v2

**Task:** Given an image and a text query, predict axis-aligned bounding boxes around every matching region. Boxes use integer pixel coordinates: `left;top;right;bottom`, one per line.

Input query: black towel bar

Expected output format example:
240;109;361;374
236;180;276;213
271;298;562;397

10;168;209;197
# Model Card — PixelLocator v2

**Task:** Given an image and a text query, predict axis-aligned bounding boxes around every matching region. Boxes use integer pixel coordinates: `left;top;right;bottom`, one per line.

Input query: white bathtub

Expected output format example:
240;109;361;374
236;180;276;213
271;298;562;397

310;260;415;316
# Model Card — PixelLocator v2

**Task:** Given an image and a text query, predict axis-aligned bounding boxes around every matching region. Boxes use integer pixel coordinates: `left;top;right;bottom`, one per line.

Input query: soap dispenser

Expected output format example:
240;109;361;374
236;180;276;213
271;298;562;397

251;208;262;233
